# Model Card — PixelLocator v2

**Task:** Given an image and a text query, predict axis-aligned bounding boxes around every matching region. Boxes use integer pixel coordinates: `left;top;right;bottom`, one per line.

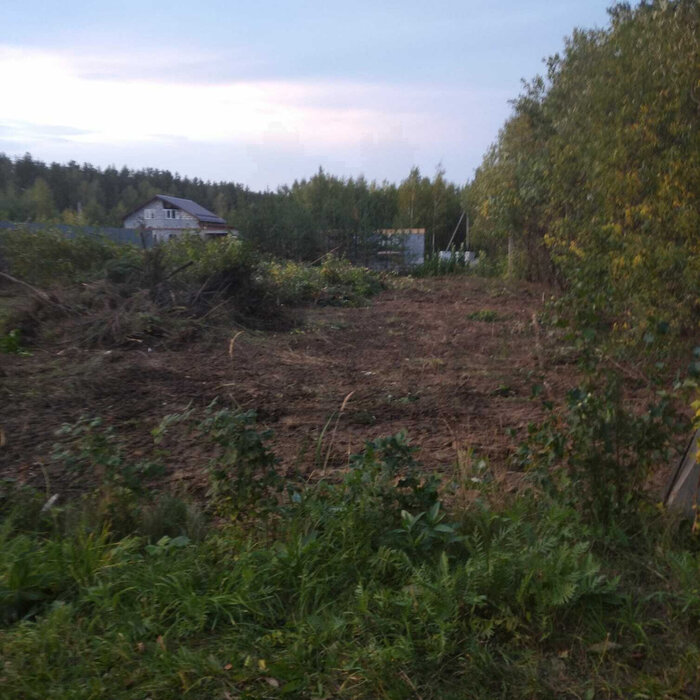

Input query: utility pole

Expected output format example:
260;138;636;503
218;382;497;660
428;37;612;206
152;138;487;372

445;211;465;251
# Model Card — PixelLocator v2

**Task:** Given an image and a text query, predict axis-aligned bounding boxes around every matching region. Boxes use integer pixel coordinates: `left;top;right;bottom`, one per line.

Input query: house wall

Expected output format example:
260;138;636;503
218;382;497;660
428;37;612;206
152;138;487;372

199;224;231;236
123;199;200;241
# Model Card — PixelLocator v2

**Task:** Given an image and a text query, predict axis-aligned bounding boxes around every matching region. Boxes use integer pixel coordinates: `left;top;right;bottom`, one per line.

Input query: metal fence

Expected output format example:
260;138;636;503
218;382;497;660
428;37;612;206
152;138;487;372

0;221;154;248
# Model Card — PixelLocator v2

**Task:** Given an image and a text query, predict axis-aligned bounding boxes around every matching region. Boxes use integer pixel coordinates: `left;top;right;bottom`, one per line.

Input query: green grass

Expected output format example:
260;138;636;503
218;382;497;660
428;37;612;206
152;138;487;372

467;309;501;322
0;329;31;355
2;415;700;698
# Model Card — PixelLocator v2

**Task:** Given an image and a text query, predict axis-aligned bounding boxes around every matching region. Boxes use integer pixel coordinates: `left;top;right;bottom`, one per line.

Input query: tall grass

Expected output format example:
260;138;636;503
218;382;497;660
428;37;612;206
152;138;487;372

412;253;472;277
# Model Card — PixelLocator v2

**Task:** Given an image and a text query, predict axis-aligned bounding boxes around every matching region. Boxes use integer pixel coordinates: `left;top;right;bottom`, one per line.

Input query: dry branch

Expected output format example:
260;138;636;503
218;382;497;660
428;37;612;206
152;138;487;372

0;271;67;310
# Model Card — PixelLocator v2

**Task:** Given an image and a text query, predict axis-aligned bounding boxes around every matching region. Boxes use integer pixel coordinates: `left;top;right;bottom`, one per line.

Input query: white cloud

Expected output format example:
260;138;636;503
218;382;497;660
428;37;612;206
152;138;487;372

0;45;511;186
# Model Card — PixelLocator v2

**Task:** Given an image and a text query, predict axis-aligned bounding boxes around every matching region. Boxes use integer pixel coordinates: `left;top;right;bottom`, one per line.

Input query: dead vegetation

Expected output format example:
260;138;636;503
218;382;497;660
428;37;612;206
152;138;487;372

0;252;301;355
1;276;581;494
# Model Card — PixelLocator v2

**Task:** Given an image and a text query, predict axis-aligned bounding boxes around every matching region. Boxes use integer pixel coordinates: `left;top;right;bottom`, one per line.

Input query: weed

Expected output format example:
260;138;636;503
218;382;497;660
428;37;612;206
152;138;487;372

198;404;284;517
516;374;687;531
391;501;464;555
467;309;501;322
139;494;208;543
0;329;30;355
261;254;383;307
386;391;420;405
344;432;441;516
3;398;700;698
52;416;165;492
412;253;473;277
315;391;354;473
491;383;515;397
2;414;700;697
347;409;377;426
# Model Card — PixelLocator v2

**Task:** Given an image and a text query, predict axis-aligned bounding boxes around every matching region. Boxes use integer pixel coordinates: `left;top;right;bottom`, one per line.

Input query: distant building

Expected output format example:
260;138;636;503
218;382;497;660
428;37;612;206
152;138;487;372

122;195;234;241
372;228;425;270
438;250;477;264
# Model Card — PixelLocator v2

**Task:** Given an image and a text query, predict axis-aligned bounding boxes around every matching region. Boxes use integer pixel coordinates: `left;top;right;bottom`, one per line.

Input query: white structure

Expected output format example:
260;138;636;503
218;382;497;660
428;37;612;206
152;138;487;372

373;228;425;269
438;250;477;265
123;195;231;241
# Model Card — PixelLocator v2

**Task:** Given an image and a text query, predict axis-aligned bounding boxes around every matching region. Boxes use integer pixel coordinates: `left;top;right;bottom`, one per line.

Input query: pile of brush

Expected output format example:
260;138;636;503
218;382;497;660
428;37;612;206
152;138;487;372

0;246;294;351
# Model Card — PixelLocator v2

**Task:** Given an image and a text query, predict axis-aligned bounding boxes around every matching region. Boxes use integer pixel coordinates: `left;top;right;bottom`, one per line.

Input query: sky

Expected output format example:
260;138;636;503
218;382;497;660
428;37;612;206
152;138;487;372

1;1;612;190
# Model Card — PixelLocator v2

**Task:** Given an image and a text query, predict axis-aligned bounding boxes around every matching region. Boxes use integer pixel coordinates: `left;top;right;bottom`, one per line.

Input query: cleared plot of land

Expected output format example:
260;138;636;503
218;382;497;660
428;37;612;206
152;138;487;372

1;277;578;492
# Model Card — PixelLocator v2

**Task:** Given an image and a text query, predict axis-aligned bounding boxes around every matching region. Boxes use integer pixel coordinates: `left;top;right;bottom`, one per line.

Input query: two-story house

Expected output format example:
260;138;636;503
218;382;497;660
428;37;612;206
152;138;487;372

122;195;232;241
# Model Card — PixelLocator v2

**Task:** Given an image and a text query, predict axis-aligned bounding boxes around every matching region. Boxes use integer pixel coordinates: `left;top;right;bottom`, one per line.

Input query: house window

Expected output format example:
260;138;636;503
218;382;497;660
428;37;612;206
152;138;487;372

165;209;178;219
144;209;155;219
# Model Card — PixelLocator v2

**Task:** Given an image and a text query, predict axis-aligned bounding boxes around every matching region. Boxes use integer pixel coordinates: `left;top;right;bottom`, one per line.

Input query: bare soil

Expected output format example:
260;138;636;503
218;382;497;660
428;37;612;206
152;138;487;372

1;277;584;494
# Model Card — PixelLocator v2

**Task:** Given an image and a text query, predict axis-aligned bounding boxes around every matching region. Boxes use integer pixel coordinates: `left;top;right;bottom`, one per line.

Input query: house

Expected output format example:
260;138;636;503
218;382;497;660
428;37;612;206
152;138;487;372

122;195;233;242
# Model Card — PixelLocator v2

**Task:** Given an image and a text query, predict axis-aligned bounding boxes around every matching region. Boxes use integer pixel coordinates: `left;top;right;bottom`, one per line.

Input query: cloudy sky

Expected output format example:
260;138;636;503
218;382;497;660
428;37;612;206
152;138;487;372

1;1;611;190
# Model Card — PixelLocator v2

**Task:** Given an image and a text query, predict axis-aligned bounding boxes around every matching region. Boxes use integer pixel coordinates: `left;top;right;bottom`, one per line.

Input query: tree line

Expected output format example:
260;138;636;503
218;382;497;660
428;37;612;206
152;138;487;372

0;154;465;261
467;0;699;335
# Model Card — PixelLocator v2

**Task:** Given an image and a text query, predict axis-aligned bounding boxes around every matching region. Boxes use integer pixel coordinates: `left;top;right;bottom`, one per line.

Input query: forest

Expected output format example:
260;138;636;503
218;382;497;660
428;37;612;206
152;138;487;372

0;154;464;261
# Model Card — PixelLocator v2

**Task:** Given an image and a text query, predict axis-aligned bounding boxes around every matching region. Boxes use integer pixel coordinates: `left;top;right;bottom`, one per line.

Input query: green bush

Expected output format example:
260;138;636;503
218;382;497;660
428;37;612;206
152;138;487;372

0;435;615;698
467;0;700;339
516;374;686;530
199;405;283;517
3;408;700;697
260;254;383;306
52;416;165;493
0;227;136;285
160;234;253;283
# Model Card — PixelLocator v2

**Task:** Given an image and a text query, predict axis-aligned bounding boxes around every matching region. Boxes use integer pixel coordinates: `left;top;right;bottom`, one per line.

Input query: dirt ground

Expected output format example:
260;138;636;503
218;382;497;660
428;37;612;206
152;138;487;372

2;277;584;494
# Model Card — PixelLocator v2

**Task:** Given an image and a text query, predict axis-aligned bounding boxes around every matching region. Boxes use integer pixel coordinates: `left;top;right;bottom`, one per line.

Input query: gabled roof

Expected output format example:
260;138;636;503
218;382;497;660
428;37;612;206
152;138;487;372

156;195;226;225
123;194;226;225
